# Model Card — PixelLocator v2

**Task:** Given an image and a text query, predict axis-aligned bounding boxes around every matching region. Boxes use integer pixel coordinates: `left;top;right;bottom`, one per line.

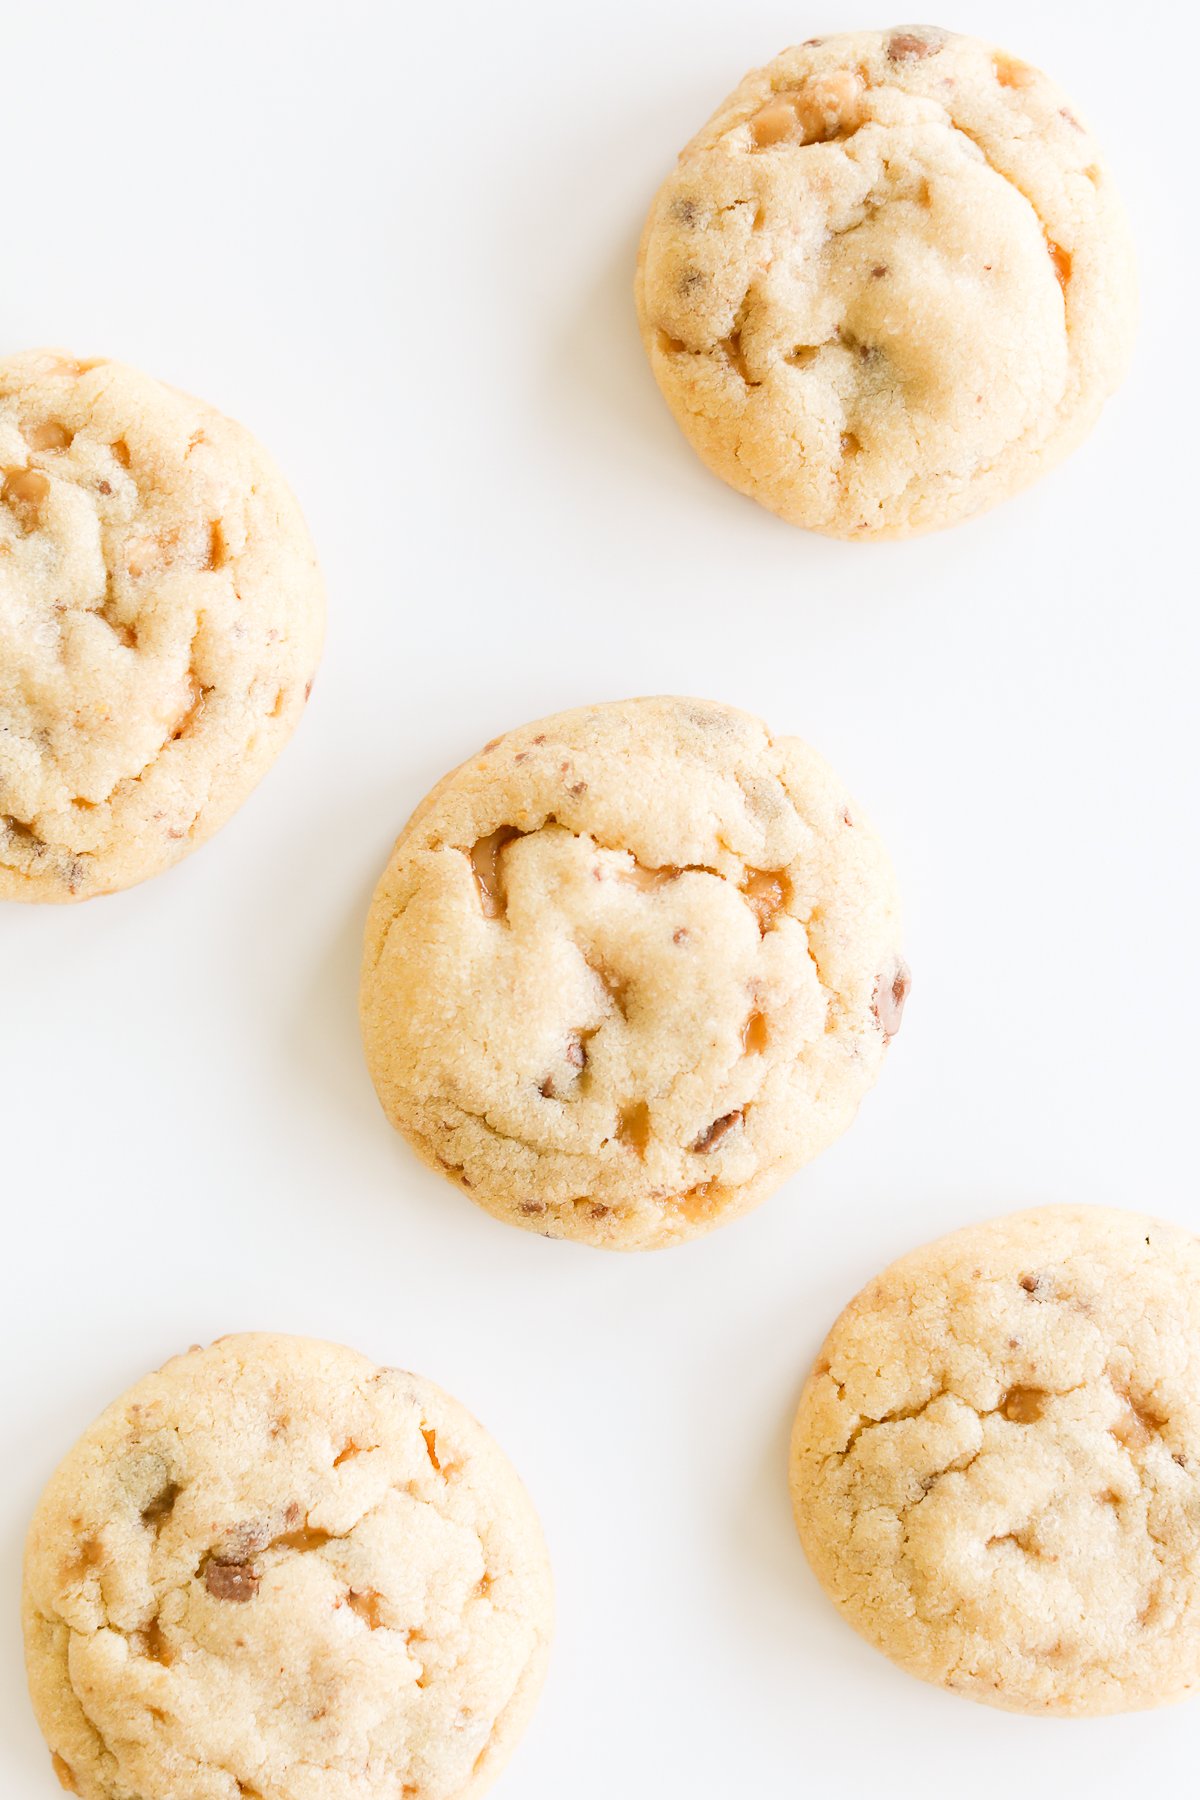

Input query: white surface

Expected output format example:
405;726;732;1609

2;0;1197;1793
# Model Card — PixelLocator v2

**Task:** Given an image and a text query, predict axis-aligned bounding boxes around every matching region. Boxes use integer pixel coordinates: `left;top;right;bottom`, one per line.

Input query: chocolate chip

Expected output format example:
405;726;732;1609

141;1481;181;1527
204;1560;259;1603
691;1110;743;1154
873;961;911;1040
870;265;888;279
887;32;940;61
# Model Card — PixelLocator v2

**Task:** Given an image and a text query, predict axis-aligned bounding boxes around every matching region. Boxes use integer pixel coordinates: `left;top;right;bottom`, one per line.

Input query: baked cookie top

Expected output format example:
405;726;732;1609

790;1207;1200;1715
636;27;1136;538
23;1334;552;1800
0;351;324;901
361;697;906;1250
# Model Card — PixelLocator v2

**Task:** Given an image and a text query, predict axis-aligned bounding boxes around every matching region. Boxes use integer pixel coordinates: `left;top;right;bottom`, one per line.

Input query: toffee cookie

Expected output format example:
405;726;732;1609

0;350;324;901
23;1334;552;1800
636;27;1136;538
790;1207;1200;1714
360;696;906;1250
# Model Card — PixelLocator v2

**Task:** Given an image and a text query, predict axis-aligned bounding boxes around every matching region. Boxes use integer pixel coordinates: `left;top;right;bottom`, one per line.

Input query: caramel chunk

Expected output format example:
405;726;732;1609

273;1526;332;1552
615;858;681;891
1047;240;1072;291
139;1616;175;1666
469;827;521;919
721;330;752;381
347;1588;385;1629
1110;1399;1162;1451
740;867;789;932
749;97;801;147
664;1180;720;1222
27;420;73;451
748;72;862;148
3;467;50;508
1000;1387;1046;1423
617;1100;651;1155
994;53;1034;89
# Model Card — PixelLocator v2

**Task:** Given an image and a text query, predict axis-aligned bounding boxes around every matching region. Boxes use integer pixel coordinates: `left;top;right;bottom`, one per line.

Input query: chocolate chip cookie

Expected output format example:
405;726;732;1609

790;1207;1200;1714
23;1335;553;1799
360;697;907;1250
636;27;1136;537
0;351;325;901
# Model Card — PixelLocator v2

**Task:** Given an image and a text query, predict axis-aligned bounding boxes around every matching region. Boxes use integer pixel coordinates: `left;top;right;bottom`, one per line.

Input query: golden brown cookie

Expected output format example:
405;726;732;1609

1;351;324;901
791;1207;1200;1714
636;27;1136;537
23;1334;553;1799
361;697;907;1249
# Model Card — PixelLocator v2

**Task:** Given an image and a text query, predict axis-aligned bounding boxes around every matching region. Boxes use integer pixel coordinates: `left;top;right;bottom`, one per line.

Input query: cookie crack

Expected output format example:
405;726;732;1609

41;1456;501;1797
944;115;1068;304
835;1384;952;1457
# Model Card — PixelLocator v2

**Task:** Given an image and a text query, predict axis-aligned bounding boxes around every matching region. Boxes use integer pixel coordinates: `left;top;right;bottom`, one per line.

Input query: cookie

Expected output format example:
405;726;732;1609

0;351;325;901
23;1334;553;1800
790;1206;1200;1715
360;696;906;1250
636;27;1136;538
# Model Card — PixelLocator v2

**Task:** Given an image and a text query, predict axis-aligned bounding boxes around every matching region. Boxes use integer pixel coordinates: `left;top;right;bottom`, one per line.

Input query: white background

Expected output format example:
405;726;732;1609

2;0;1197;1794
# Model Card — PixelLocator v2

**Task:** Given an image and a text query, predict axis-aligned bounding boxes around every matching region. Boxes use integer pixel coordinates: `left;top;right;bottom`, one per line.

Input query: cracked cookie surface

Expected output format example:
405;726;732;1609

360;696;905;1250
790;1207;1200;1714
0;350;325;901
23;1334;553;1800
635;27;1136;538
